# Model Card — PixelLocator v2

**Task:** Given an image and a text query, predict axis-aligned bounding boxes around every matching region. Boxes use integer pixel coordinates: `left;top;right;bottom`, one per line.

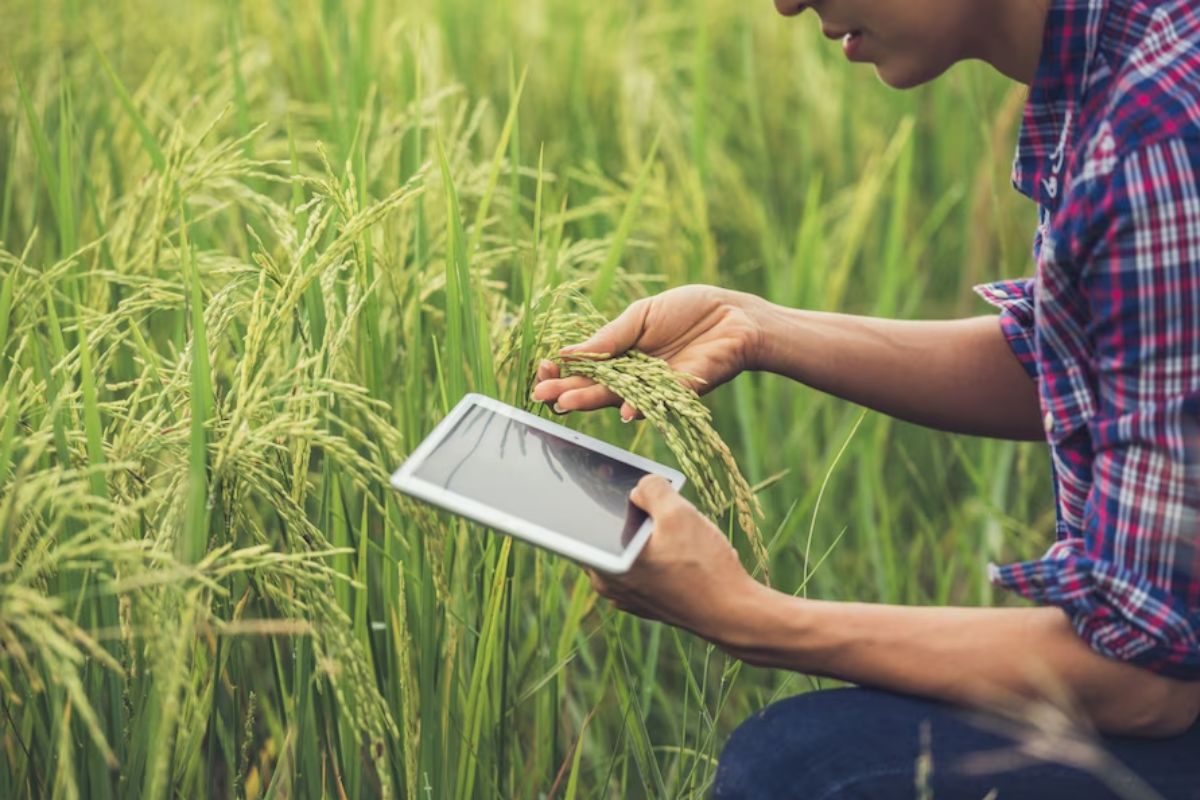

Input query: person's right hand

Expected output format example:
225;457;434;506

530;285;765;421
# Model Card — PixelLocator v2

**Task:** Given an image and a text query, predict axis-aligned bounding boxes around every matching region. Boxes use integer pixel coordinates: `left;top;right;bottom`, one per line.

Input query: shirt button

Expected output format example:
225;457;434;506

991;288;1009;299
1043;411;1054;434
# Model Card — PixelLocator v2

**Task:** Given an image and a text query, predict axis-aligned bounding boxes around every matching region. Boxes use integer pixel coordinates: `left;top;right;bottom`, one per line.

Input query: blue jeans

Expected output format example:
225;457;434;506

713;687;1200;799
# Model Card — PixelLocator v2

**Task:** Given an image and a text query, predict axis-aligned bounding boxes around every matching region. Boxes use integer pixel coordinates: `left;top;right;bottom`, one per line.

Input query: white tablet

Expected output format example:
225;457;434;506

390;393;686;573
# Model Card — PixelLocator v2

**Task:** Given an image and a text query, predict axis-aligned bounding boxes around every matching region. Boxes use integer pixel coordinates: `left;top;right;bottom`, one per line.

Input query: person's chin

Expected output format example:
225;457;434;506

874;57;948;90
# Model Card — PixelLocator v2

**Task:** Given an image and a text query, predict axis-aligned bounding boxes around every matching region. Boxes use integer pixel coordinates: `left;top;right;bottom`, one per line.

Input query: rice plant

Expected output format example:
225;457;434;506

0;0;1051;797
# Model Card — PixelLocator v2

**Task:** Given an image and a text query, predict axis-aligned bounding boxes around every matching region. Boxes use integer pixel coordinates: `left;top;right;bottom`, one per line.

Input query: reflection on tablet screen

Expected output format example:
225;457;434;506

412;406;649;555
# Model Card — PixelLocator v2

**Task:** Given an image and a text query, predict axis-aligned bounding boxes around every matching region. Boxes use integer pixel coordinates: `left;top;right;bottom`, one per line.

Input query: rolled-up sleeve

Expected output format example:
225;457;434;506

973;278;1039;380
992;139;1200;679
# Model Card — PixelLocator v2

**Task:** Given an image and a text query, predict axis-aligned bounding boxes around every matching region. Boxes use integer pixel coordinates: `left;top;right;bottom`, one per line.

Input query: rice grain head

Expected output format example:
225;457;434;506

505;284;768;581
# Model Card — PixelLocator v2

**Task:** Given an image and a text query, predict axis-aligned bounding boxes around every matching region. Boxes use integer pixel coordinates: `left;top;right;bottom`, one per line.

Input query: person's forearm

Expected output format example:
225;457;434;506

745;297;1043;440
715;586;1200;737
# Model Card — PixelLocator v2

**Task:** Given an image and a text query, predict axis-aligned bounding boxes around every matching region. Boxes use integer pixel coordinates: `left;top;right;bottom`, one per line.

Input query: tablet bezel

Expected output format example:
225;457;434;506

390;392;686;573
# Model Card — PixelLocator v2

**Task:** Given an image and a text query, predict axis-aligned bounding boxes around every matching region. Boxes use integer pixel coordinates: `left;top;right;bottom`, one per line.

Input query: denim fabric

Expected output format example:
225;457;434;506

713;687;1200;799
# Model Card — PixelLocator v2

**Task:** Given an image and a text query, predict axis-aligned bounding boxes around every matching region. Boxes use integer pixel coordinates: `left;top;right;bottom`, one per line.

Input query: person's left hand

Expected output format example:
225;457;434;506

585;475;769;648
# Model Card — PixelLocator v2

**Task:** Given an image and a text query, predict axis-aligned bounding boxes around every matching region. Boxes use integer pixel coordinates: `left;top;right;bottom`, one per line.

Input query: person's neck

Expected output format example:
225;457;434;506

973;0;1053;85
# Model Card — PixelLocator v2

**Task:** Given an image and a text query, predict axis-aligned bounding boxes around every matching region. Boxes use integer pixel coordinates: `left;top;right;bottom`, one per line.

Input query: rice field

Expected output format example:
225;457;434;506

1;0;1054;796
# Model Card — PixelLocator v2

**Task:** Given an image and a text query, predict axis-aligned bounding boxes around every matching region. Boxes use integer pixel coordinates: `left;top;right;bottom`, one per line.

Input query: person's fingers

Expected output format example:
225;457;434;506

668;355;714;396
583;566;609;596
618;401;643;422
534;359;561;384
530;367;627;415
629;474;683;517
559;299;650;359
556;384;622;413
531;375;594;405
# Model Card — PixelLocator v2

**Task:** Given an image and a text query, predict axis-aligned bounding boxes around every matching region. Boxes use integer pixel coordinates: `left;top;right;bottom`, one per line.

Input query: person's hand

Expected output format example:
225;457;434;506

584;475;769;647
531;285;765;421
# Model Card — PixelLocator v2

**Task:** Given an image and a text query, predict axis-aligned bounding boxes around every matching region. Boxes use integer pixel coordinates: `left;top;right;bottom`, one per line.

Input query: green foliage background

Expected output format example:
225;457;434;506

0;0;1054;796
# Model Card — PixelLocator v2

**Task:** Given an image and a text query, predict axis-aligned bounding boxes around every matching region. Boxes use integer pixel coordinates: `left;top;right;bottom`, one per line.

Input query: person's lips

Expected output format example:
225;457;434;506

821;25;859;40
841;30;865;60
819;24;866;60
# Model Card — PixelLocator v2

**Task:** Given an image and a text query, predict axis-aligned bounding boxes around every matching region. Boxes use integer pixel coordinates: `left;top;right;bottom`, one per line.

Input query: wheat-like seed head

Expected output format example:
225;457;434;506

510;286;769;582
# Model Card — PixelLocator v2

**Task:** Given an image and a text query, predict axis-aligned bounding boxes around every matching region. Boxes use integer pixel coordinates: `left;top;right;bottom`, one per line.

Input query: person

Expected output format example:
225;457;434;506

530;0;1200;797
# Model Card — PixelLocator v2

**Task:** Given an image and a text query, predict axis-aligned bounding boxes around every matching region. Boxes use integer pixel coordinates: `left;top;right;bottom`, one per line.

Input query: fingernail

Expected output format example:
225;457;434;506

553;403;568;414
620;411;632;423
559;343;582;353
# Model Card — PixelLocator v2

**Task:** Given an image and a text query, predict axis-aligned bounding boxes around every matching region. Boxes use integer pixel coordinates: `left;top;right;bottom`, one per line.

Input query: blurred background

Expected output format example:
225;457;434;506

0;0;1052;797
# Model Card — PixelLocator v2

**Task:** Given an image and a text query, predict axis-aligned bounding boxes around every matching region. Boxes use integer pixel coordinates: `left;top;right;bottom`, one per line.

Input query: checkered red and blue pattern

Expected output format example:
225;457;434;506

975;0;1200;678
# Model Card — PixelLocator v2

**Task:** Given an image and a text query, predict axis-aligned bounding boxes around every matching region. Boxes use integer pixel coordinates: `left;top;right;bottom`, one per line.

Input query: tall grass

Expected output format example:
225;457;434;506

1;0;1052;796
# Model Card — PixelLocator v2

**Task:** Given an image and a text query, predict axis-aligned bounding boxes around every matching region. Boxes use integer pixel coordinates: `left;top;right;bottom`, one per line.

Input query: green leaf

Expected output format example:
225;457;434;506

0;266;14;373
182;202;211;564
92;43;168;173
592;130;661;308
466;68;527;258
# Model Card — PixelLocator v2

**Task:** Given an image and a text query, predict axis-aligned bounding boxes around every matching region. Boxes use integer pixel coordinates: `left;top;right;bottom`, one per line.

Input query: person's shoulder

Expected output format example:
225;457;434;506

1090;0;1200;163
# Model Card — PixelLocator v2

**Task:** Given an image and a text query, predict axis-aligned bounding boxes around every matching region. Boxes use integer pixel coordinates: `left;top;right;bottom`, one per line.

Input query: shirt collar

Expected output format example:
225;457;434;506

1013;0;1108;206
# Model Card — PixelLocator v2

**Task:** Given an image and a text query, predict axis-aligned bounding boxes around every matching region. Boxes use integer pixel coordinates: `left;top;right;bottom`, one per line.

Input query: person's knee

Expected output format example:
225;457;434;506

711;707;781;799
713;688;874;800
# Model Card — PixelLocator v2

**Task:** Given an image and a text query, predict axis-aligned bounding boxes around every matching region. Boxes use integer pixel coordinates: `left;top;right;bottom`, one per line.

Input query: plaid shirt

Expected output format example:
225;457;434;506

975;0;1200;679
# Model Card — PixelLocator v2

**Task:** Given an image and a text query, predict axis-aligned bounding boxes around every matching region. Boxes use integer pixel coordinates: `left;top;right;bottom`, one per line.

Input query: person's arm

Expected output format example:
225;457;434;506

531;284;1042;440
720;590;1200;737
593;476;1200;738
748;299;1044;441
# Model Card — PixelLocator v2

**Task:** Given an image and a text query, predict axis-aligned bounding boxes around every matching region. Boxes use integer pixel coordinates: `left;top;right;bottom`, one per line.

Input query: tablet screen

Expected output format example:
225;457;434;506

412;404;649;555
